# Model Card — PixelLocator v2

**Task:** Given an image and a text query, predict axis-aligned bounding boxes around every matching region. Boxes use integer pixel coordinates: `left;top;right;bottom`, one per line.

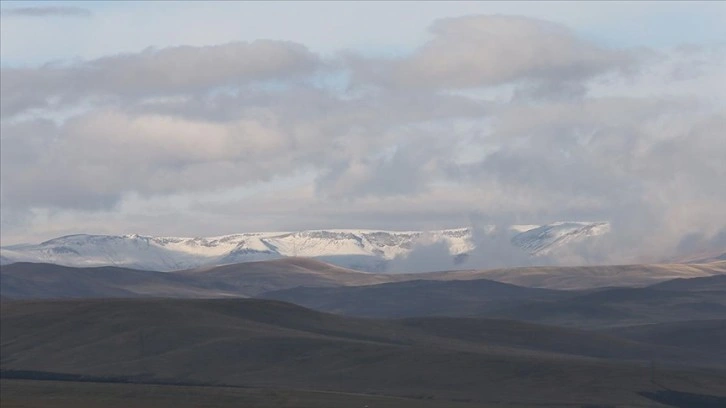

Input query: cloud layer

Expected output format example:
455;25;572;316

1;14;724;266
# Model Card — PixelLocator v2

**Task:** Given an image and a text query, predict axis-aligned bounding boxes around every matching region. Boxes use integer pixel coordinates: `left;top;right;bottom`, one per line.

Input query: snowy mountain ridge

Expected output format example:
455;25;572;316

0;222;609;272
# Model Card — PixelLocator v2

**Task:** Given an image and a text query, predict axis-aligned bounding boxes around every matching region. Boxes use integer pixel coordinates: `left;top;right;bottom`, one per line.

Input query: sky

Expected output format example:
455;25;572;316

1;1;725;264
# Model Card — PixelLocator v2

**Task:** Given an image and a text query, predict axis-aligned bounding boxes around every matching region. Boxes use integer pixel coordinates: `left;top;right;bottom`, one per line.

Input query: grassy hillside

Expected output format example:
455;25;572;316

260;278;565;318
606;320;726;356
0;258;402;299
176;257;405;294
492;286;726;328
2;298;726;406
0;263;229;299
260;275;726;328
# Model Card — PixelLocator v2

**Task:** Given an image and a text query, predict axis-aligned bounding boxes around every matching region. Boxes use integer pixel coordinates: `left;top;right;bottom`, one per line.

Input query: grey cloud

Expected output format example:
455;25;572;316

126;86;488;142
675;228;726;259
462;224;553;269
0;111;295;210
315;132;457;199
512;79;589;102
1;6;91;17
460;98;726;262
1;40;321;117
351;15;637;90
387;240;457;273
387;221;552;273
0;86;486;211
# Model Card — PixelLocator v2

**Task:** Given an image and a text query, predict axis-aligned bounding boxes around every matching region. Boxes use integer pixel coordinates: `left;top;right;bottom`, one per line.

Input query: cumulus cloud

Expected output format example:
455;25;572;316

0;87;487;211
350;15;637;90
1;40;320;117
1;110;292;209
1;6;91;17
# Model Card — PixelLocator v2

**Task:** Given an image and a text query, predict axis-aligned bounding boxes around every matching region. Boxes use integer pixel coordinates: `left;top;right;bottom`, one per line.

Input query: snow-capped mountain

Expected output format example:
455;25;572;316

511;222;611;255
0;222;609;272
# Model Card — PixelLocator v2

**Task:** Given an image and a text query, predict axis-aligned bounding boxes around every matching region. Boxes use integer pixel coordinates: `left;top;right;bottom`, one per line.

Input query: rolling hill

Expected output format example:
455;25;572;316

260;270;726;328
490;286;726;328
605;319;726;356
175;257;406;294
3;259;725;301
2;298;725;406
648;273;726;291
0;263;228;299
417;261;726;289
259;278;567;318
0;258;404;299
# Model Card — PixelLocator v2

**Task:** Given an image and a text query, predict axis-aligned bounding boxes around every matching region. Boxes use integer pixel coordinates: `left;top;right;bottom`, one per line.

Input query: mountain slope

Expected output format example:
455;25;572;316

510;221;610;255
0;223;609;271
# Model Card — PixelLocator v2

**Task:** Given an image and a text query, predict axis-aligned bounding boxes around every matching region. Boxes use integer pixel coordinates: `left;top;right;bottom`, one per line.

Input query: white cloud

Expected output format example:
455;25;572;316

350;15;637;90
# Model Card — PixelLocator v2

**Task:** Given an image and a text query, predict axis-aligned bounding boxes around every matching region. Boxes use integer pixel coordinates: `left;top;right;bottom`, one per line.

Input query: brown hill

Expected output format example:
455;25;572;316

0;258;405;299
176;257;405;294
415;261;726;289
3;259;725;301
0;262;229;299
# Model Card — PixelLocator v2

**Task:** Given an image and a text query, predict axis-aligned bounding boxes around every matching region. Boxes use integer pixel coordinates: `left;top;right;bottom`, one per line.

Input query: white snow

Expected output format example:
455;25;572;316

511;222;610;255
0;222;610;271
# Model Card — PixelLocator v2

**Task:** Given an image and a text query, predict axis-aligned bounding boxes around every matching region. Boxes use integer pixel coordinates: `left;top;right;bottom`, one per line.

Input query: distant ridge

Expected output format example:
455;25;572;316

2;258;724;300
0;258;399;299
0;222;609;271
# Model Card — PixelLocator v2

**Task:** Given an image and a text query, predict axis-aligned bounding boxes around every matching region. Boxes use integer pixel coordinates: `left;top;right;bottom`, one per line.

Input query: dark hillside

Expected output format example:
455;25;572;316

2;298;725;406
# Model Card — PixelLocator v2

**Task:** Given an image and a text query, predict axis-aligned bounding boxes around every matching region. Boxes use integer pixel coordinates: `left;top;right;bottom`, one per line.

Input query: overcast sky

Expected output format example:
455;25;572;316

1;1;724;263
